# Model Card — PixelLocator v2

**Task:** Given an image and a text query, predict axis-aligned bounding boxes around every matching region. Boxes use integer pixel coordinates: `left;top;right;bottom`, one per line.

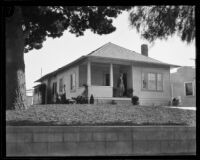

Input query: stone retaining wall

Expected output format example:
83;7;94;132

6;126;196;156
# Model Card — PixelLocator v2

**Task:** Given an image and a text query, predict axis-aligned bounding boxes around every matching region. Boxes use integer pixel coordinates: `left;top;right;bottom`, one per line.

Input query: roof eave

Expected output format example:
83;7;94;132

35;56;87;82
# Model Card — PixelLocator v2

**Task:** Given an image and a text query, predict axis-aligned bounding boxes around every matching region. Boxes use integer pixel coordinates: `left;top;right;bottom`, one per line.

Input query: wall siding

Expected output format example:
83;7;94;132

40;62;171;105
132;66;171;105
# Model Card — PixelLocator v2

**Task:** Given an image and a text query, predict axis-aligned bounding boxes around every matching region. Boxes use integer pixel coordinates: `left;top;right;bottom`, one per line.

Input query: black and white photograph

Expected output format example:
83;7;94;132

4;4;196;157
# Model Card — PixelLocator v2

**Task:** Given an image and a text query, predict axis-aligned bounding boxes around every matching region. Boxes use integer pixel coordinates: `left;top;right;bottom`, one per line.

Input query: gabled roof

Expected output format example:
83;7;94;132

35;42;180;82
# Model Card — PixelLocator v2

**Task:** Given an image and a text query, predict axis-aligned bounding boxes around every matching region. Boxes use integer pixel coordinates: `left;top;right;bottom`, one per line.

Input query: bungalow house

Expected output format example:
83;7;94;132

170;66;196;106
34;42;179;105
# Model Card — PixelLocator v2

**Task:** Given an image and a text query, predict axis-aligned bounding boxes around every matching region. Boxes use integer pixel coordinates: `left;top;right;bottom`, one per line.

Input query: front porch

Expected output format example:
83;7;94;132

79;59;135;99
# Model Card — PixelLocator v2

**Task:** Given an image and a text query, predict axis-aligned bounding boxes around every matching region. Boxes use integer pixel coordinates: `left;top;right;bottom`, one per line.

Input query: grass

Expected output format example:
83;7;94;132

6;104;196;126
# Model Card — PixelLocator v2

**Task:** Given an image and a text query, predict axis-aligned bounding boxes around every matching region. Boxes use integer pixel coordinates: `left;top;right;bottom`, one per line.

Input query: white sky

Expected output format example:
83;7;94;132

24;11;196;90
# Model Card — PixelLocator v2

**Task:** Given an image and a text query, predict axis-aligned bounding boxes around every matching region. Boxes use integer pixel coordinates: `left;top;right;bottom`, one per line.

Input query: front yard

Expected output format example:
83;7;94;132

6;104;196;126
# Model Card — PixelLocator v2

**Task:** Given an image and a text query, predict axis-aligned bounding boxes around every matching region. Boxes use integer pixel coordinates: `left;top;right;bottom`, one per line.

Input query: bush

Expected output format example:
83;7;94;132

90;94;94;104
73;96;88;104
132;96;139;105
127;88;133;97
172;98;179;106
60;93;70;104
111;100;117;105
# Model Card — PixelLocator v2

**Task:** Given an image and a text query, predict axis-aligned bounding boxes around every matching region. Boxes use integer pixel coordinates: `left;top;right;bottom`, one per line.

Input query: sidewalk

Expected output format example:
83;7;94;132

164;106;196;110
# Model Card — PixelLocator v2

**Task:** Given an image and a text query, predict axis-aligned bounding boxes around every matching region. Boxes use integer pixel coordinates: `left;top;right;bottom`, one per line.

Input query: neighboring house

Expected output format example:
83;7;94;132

33;84;46;105
26;89;33;106
171;66;196;106
34;42;179;105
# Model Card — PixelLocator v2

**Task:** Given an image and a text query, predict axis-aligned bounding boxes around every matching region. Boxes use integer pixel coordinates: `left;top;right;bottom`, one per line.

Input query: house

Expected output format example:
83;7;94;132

34;42;179;105
171;66;196;106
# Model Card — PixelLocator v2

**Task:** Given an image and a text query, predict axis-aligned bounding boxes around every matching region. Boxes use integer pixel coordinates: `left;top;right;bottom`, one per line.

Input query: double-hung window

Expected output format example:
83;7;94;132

184;82;193;96
142;72;163;91
70;73;76;91
59;78;63;93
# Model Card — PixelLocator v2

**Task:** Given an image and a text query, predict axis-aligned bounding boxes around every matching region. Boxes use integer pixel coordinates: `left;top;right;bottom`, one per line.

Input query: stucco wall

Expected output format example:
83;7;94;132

132;66;171;106
171;67;196;106
6;126;196;156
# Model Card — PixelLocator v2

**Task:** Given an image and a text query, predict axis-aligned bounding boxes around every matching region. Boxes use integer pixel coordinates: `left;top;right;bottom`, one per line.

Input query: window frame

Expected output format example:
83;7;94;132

141;72;163;92
184;81;194;96
70;72;76;92
59;78;63;93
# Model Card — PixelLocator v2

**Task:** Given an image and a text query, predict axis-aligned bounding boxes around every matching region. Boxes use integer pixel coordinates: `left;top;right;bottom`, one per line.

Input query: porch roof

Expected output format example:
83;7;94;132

35;42;180;82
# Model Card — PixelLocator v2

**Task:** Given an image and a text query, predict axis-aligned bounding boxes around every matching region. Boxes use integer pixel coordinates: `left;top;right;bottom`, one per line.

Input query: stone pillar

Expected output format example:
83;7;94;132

110;63;113;87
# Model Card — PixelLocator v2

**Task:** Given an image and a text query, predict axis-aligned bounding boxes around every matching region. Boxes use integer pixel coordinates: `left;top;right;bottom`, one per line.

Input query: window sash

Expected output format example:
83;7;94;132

185;82;193;96
70;73;76;90
59;78;63;92
142;72;163;91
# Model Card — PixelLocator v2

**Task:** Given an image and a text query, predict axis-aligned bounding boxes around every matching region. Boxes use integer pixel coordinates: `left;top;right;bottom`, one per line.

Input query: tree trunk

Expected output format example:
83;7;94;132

6;6;27;110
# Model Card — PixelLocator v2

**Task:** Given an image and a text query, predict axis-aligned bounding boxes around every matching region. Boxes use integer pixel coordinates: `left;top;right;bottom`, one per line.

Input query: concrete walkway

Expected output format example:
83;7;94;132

164;106;196;110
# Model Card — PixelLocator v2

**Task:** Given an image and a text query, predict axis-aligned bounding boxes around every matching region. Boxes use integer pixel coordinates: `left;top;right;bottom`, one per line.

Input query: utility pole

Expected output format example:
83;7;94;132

41;68;42;77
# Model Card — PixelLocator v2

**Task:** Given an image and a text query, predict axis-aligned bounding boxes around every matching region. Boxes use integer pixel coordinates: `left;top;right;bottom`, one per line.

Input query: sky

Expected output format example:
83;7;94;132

24;11;196;91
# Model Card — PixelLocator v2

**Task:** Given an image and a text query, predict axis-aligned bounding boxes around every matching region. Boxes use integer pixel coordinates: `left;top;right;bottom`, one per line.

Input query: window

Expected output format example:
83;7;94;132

52;82;57;95
185;82;193;96
142;72;163;91
148;73;156;90
142;73;148;89
59;78;63;93
157;73;163;91
70;73;76;91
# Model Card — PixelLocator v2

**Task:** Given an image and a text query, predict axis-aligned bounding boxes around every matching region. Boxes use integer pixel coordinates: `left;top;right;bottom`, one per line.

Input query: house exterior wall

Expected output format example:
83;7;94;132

132;66;171;106
39;60;172;106
41;66;85;102
171;67;196;106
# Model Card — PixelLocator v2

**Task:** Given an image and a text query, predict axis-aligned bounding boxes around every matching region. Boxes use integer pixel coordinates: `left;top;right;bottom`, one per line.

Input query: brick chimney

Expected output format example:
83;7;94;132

141;44;148;56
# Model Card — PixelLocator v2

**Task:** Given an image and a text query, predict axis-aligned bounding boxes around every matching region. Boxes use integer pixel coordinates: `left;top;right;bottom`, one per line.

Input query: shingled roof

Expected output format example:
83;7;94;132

88;42;168;64
36;42;180;82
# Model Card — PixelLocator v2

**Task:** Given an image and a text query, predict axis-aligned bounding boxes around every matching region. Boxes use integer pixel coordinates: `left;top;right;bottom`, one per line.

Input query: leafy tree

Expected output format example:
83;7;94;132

5;6;131;110
129;6;195;43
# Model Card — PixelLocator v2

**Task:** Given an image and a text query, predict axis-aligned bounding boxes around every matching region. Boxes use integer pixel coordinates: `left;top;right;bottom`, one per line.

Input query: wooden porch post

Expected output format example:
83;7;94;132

131;64;134;96
87;61;91;87
87;61;91;103
110;63;113;87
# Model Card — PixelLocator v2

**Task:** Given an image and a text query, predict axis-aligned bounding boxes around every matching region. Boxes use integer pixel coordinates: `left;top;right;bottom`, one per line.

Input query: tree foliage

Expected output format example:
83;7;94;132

129;6;195;43
20;6;131;53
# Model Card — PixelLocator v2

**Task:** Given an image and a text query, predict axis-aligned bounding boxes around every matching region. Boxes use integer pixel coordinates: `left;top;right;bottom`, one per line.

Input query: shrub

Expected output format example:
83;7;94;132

74;96;88;104
127;88;133;97
90;94;94;104
60;93;70;104
111;100;117;105
132;96;139;105
172;98;179;106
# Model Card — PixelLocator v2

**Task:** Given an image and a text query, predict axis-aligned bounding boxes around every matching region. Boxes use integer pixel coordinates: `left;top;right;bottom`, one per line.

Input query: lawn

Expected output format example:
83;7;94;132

6;104;196;126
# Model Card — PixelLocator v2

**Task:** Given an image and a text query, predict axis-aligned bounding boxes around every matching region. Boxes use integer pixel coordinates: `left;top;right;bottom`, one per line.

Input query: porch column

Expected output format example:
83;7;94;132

110;63;113;87
131;64;134;96
87;61;91;87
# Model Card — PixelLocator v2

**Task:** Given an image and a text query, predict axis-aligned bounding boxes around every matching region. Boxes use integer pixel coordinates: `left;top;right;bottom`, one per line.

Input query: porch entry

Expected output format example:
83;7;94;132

113;65;130;97
79;62;132;98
